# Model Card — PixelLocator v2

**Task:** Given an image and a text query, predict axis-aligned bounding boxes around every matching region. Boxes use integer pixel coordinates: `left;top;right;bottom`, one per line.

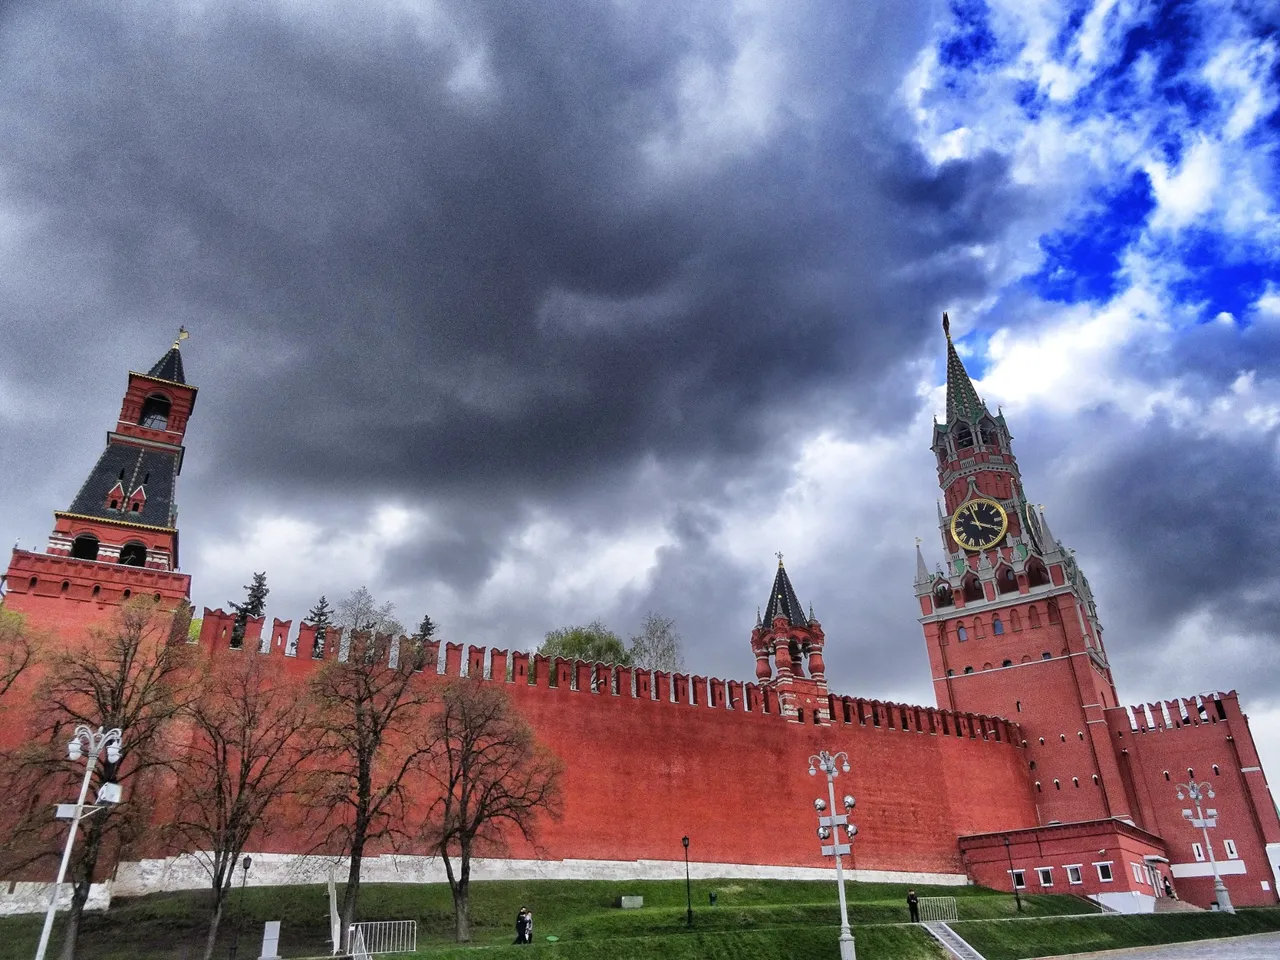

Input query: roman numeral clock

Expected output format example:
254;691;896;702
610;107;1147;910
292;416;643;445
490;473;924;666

949;497;1008;552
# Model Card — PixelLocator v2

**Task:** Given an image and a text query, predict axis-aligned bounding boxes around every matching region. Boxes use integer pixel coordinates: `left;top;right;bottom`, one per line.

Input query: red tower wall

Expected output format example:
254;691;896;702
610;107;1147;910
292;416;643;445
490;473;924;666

1106;692;1280;908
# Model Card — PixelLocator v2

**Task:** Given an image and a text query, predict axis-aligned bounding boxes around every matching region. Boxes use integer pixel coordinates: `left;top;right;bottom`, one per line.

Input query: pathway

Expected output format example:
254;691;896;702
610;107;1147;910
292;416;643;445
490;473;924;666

1035;931;1280;960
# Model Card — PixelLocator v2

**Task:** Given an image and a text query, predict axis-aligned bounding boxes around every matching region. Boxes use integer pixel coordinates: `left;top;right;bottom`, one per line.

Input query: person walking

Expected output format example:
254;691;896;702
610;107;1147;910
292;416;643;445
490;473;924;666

906;889;920;923
513;907;531;944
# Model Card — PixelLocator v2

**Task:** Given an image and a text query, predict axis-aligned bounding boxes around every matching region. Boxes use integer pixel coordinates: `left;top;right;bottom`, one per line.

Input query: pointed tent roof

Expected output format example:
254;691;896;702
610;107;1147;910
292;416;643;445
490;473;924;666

942;312;987;424
762;555;808;628
146;328;189;384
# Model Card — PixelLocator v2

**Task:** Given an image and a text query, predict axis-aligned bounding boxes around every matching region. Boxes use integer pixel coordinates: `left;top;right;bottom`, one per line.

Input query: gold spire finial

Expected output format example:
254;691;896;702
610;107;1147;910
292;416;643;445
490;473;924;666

942;312;951;341
775;551;784;567
173;326;189;350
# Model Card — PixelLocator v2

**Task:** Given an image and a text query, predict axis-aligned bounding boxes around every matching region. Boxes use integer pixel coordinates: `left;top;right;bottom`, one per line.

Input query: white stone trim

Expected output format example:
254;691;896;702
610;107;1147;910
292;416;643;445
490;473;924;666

0;881;112;917
113;852;969;898
1170;859;1247;878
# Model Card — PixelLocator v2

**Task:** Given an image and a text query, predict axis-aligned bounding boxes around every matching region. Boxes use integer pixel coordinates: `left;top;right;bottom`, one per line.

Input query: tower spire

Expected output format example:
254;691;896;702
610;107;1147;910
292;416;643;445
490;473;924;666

942;312;987;423
763;555;807;627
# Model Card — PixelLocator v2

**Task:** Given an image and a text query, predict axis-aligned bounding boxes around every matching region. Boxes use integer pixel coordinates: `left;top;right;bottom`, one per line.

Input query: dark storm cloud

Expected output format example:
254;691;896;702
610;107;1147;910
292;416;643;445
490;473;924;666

0;0;1018;514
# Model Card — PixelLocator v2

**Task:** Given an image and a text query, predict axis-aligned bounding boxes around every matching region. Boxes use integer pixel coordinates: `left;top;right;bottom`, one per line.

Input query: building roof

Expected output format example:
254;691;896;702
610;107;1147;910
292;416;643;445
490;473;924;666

762;558;808;628
147;346;186;385
66;443;180;530
942;312;988;424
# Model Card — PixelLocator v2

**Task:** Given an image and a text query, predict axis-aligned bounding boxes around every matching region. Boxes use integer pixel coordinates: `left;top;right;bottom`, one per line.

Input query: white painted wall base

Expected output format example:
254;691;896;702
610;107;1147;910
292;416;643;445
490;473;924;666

0;881;112;917
111;852;967;898
1091;891;1156;914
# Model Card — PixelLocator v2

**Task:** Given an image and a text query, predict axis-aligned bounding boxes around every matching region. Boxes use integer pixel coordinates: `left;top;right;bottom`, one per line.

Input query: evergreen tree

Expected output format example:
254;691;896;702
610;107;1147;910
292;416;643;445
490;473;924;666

413;614;437;641
308;595;334;659
229;572;269;648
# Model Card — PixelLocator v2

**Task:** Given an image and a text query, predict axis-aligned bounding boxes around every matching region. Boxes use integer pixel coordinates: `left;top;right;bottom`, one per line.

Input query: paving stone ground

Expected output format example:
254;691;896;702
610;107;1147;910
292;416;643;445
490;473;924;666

1050;931;1280;960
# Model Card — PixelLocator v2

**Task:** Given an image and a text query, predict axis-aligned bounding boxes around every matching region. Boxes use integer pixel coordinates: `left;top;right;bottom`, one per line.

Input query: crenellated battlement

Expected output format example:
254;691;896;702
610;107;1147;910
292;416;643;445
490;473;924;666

1119;690;1236;734
187;607;1020;743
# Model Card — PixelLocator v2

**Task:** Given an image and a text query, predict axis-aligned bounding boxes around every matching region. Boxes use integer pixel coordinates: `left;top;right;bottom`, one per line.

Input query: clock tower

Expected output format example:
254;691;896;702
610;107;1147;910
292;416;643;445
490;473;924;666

915;314;1130;826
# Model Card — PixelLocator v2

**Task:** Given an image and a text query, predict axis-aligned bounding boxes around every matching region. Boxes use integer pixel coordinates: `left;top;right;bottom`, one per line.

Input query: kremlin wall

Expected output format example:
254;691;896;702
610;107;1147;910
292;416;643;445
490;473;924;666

2;325;1279;918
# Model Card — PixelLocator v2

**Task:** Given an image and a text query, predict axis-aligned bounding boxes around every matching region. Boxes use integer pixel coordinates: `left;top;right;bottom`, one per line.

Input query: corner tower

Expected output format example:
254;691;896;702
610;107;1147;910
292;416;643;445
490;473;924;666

2;333;195;618
750;555;829;723
916;314;1128;825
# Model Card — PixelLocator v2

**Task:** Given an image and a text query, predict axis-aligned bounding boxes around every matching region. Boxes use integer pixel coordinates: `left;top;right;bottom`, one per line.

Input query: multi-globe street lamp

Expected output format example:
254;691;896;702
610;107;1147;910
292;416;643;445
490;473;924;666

34;725;124;960
809;750;857;960
1175;779;1233;914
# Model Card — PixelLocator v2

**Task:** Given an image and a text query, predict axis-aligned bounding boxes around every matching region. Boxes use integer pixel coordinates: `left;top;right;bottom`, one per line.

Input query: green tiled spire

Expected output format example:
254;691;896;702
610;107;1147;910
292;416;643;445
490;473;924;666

942;312;987;423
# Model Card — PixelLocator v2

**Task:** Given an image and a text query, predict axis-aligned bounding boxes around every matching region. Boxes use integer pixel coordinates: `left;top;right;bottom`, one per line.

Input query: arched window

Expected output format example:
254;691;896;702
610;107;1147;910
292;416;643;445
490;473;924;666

1047;600;1062;624
91;585;101;598
992;616;1005;635
946;669;954;677
1163;770;1170;781
1054;779;1061;790
957;624;968;642
964;666;974;674
934;583;954;608
1093;775;1100;785
962;574;984;603
1010;610;1022;631
1002;659;1012;667
118;542;147;567
1026;558;1050;588
1073;777;1080;788
1187;767;1194;779
1213;764;1220;776
60;580;70;594
1042;651;1052;660
1029;606;1042;628
953;423;974;449
71;534;100;561
996;566;1018;595
1035;781;1042;792
138;394;171;429
979;421;998;448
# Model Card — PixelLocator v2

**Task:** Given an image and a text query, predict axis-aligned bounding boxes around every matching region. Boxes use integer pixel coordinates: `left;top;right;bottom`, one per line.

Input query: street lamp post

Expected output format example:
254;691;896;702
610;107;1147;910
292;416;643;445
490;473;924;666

229;855;253;960
681;836;692;928
810;750;856;960
33;725;123;960
1175;779;1233;914
1002;837;1022;912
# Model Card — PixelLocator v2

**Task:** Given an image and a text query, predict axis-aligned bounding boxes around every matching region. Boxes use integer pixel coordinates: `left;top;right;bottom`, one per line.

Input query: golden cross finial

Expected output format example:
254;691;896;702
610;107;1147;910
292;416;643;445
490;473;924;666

173;326;189;350
915;537;922;546
775;551;784;567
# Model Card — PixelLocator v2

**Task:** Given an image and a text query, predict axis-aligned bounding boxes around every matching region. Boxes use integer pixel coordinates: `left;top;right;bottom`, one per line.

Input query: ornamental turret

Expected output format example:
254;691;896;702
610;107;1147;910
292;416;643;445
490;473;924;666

750;554;829;723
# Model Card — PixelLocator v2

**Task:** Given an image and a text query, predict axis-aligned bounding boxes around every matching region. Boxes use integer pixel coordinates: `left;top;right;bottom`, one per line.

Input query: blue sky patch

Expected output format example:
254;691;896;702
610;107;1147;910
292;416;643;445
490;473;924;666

1029;171;1156;304
1166;231;1280;323
939;0;998;70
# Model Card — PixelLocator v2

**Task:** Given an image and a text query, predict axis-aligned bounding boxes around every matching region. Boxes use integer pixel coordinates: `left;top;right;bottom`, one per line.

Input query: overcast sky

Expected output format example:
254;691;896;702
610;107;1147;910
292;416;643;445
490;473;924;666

2;1;1279;777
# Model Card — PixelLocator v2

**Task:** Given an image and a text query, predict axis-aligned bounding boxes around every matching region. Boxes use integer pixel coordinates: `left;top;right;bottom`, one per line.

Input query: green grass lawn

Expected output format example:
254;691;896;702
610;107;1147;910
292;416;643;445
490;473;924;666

953;908;1280;960
0;878;1095;960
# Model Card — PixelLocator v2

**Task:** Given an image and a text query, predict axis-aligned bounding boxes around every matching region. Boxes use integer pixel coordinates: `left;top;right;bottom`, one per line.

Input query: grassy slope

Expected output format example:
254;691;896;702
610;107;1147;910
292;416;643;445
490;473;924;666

953;908;1280;960
0;878;1089;960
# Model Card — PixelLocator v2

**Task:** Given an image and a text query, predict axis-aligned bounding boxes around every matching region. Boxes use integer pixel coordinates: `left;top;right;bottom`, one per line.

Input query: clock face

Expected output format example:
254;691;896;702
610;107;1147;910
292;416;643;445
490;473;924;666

950;497;1009;552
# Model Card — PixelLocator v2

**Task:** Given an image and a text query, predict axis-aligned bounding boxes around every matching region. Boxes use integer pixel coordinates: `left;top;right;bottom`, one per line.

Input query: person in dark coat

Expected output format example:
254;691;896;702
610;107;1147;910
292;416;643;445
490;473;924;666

514;907;531;944
907;889;920;923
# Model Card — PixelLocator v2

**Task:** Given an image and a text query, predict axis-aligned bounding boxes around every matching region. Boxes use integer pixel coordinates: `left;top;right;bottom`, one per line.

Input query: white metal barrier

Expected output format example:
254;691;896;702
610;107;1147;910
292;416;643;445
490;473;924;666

348;920;417;956
918;896;959;921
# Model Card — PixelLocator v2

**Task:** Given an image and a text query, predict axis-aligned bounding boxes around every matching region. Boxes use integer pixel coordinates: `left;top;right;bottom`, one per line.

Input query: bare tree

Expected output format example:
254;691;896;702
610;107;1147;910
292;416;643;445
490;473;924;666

34;597;194;960
627;611;685;672
0;608;41;703
308;604;433;946
167;655;316;960
423;679;563;942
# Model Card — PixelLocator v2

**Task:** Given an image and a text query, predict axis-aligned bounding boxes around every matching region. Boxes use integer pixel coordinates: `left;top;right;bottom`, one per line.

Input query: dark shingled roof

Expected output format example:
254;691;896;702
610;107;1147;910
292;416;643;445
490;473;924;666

943;314;988;424
147;347;186;384
67;443;180;529
762;560;808;628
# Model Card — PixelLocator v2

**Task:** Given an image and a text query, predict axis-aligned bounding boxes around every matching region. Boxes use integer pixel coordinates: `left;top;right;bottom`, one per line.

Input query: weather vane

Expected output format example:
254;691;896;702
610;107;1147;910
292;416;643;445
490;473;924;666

173;326;189;350
775;551;784;566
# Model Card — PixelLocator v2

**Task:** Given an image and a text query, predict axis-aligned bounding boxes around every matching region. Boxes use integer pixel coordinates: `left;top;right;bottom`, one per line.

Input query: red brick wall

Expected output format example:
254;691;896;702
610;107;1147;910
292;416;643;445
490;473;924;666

1106;693;1280;908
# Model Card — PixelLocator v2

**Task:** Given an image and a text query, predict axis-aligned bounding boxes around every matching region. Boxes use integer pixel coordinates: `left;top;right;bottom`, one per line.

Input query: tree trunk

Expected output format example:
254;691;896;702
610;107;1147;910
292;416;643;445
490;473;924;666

57;879;91;960
452;884;470;942
340;843;364;950
201;897;224;960
59;815;106;960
